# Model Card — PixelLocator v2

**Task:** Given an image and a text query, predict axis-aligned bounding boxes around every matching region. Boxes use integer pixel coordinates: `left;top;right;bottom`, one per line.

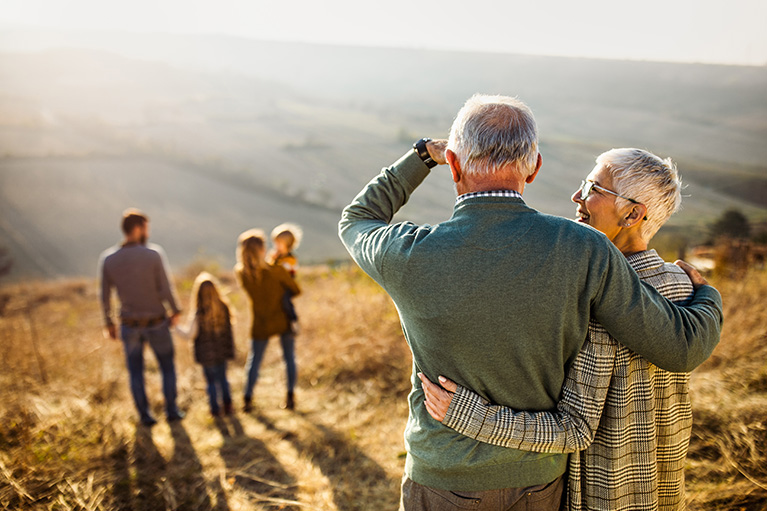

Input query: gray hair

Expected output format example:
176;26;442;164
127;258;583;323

597;148;682;242
447;94;539;179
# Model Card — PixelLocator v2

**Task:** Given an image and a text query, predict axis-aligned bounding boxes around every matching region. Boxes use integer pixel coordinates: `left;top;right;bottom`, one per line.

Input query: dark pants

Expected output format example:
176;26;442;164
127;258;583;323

202;363;231;414
120;321;179;422
243;332;297;399
399;475;565;511
281;291;298;322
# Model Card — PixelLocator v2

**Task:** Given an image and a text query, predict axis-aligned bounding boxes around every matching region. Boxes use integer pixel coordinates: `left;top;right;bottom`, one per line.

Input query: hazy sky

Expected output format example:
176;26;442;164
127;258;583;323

1;0;766;65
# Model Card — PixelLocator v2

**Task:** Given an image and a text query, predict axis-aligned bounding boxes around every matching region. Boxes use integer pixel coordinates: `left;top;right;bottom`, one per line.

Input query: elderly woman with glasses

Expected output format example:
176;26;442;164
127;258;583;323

420;148;695;511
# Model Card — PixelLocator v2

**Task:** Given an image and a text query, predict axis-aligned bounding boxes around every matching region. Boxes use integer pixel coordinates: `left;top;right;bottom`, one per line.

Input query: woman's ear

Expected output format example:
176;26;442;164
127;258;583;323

624;204;648;225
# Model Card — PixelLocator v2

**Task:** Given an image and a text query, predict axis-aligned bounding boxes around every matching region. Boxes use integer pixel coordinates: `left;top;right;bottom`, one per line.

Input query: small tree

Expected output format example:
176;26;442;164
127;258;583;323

710;209;751;240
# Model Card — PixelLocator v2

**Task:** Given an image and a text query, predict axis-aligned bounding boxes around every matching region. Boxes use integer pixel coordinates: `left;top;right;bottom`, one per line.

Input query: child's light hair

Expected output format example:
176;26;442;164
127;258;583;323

271;223;303;251
188;271;231;333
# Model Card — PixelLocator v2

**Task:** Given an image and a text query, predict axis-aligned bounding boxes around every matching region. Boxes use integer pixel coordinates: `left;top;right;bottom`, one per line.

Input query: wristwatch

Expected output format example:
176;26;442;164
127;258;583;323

413;138;437;168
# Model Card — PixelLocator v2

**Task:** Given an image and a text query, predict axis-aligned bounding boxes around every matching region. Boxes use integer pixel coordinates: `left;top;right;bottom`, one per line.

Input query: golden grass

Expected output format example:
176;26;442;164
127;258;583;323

0;264;765;510
685;268;767;510
0;267;410;510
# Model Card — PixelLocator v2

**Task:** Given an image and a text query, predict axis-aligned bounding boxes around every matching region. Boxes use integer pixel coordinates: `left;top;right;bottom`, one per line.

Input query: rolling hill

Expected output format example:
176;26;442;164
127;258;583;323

1;28;766;280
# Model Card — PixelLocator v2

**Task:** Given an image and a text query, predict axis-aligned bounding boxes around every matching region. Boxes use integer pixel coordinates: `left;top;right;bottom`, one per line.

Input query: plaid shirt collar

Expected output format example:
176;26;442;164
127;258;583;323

625;249;664;272
455;190;523;205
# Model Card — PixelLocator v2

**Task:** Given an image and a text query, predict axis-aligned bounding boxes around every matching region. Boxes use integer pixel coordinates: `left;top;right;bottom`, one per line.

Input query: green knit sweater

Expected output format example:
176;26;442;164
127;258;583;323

339;150;722;491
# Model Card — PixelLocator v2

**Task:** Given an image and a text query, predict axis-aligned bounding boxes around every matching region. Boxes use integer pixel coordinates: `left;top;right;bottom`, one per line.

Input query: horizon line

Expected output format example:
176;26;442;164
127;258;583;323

2;22;766;69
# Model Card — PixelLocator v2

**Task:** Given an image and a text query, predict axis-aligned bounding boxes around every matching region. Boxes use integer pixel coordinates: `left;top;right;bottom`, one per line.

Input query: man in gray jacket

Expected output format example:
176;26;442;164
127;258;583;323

339;94;723;510
99;208;183;426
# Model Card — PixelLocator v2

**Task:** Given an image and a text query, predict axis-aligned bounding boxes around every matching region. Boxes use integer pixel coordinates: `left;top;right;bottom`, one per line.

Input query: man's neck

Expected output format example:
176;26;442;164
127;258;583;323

123;236;144;246
457;178;526;197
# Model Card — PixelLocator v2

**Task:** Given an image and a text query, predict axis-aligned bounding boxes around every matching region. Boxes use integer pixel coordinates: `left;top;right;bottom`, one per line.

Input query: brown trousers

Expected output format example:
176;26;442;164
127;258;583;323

399;475;565;511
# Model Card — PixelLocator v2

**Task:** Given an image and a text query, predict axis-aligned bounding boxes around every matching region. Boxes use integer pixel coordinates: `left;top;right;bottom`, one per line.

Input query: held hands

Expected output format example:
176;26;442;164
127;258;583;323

425;139;449;166
674;260;708;289
418;372;458;422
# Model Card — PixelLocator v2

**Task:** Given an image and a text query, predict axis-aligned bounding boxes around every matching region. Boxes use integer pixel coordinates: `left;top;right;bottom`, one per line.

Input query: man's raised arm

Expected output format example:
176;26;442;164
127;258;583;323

338;142;444;282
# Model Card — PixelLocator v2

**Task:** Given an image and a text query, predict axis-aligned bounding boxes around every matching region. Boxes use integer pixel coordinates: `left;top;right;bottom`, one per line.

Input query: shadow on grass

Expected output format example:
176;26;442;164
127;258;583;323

256;411;399;511
106;433;134;511
108;424;168;511
215;414;299;509
169;422;228;510
108;423;228;511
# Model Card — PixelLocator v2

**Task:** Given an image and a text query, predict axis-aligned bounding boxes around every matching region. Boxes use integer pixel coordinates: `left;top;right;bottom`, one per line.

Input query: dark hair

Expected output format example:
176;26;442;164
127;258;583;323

121;208;148;235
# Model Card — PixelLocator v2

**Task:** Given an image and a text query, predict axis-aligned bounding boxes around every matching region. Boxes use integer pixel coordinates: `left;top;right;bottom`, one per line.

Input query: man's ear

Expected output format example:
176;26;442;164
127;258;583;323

525;153;543;184
446;149;462;183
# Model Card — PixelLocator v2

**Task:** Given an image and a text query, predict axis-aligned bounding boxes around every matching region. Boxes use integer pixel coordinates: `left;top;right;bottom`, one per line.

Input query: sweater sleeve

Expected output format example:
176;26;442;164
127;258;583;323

338;150;432;284
98;253;114;326
591;245;722;372
279;266;301;297
442;320;615;452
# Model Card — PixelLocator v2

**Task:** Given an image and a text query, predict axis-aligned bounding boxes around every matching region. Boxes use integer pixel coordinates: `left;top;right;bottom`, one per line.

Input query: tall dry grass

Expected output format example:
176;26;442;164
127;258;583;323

0;264;765;510
685;267;767;510
0;266;411;510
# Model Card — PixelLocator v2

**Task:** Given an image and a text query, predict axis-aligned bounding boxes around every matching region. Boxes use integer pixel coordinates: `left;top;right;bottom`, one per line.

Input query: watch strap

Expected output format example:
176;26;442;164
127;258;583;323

413;138;437;168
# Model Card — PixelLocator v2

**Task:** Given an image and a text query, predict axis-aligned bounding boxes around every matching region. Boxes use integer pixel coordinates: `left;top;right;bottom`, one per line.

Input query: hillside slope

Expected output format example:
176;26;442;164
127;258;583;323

1;36;766;280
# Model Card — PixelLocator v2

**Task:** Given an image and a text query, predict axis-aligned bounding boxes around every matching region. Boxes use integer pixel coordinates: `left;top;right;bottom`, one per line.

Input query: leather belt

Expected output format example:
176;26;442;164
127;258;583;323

121;315;167;328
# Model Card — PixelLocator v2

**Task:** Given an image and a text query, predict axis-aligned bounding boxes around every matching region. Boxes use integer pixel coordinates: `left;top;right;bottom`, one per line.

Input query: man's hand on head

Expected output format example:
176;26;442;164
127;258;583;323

426;139;448;166
675;260;709;289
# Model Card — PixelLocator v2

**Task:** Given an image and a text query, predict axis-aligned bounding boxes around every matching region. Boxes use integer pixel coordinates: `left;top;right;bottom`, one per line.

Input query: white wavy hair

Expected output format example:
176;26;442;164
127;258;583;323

597;148;682;242
447;94;539;179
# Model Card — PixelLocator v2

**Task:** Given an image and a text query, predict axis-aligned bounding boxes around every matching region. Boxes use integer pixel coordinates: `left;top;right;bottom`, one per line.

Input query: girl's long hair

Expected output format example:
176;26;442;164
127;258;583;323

234;229;268;284
188;271;231;333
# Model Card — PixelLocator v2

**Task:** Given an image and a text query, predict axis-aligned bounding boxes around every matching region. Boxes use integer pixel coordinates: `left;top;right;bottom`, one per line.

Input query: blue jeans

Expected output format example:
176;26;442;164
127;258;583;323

120;321;179;422
243;333;296;400
202;363;231;414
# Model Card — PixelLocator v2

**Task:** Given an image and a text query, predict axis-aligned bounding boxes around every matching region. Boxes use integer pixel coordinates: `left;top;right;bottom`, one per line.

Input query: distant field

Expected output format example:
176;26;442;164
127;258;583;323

1;38;766;280
0;156;348;279
1;149;762;281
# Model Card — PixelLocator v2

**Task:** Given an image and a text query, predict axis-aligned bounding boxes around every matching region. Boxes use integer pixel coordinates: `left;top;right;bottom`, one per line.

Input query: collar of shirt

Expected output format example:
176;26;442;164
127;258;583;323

455;190;524;205
625;249;664;273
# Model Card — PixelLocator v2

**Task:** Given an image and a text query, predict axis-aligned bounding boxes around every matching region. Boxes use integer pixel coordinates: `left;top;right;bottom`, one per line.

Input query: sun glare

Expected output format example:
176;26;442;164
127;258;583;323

1;0;765;65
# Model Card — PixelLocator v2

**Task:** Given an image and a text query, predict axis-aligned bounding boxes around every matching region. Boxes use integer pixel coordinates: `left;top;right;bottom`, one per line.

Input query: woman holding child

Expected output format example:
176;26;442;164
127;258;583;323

235;228;301;411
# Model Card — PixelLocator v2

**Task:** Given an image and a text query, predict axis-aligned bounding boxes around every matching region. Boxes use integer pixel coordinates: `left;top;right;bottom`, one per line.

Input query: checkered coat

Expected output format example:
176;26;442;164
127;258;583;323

443;250;694;511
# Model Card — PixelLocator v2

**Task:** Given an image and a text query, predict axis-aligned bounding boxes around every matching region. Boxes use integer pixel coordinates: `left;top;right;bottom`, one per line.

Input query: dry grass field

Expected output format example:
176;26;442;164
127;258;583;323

0;263;765;510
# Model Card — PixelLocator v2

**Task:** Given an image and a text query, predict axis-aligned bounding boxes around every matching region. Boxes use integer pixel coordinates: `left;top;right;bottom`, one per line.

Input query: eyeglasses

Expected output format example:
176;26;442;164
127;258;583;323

578;180;648;220
578;180;642;205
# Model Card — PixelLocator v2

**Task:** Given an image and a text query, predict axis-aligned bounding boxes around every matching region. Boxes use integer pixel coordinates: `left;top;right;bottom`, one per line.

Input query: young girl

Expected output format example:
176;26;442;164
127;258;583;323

268;223;303;333
182;272;235;417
